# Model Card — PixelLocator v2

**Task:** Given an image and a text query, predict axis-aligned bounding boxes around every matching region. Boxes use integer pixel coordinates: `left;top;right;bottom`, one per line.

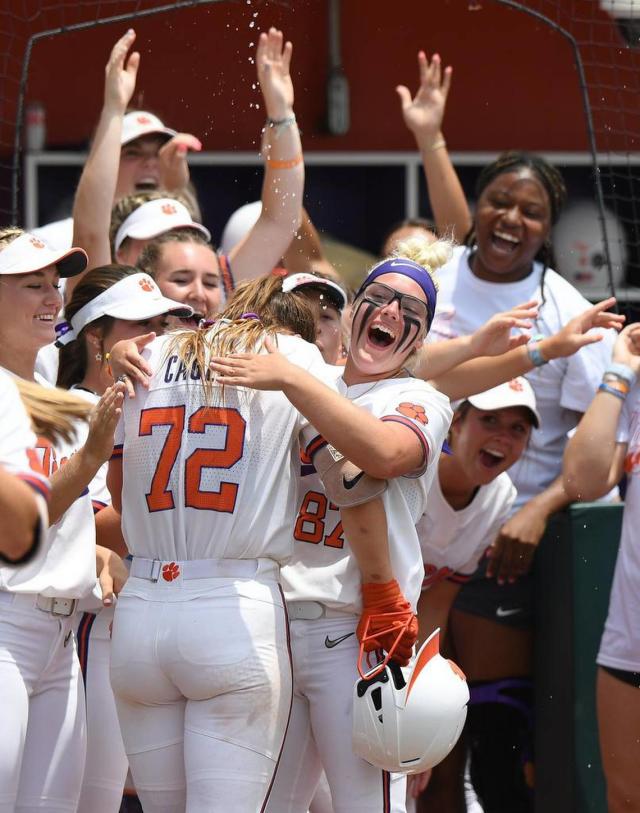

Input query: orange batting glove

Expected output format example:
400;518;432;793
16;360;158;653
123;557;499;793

357;579;418;677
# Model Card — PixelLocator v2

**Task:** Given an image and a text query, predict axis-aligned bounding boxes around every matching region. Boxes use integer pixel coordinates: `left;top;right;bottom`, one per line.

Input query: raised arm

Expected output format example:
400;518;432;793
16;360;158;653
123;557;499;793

414;301;537;380
70;30;140;290
396;52;471;243
229;28;304;282
431;298;624;400
563;323;640;501
209;343;424;480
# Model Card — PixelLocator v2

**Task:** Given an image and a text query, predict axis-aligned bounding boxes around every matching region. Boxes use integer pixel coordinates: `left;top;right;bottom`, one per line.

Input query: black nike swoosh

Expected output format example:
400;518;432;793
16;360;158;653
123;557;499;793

324;632;355;649
343;471;365;490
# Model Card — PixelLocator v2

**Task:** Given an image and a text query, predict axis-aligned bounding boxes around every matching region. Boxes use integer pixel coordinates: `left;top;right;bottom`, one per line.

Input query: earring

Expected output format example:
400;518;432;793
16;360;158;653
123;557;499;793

95;351;103;362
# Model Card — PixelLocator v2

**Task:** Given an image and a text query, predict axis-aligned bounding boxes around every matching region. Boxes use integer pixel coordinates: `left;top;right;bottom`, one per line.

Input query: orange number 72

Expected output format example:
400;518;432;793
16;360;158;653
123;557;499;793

139;405;246;513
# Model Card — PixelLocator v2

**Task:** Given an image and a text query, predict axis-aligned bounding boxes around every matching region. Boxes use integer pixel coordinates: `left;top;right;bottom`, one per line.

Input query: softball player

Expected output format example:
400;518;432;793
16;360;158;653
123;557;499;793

564;323;640;813
54;264;192;813
106;272;394;812
0;369;49;564
211;238;454;813
0;228;126;812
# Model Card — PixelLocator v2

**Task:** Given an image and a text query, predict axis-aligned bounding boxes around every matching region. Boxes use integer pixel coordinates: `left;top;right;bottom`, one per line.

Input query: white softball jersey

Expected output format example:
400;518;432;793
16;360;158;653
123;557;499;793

0;371;96;596
0;369;49;557
417;470;516;589
282;375;453;613
430;246;615;509
597;384;640;672
114;331;328;563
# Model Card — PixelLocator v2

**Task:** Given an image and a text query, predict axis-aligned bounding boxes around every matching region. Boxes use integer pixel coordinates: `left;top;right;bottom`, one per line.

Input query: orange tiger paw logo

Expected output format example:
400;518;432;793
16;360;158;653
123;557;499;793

29;236;45;249
138;277;155;292
161;203;178;215
162;562;180;582
136;114;152;125
508;378;524;392
397;402;428;425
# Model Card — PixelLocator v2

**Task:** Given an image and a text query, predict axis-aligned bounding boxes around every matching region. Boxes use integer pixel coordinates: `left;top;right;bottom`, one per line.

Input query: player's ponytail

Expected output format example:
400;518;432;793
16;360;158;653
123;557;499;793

168;272;316;401
15;379;91;445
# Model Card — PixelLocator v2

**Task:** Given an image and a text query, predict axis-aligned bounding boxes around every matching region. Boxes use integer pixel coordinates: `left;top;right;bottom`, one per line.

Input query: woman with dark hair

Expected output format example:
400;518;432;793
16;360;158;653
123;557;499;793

56;264;191;813
422;150;615;812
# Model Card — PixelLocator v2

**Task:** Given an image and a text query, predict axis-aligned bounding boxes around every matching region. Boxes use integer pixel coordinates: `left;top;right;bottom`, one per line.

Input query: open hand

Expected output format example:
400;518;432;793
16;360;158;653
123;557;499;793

543;297;625;360
209;335;294;390
108;332;156;397
257;27;294;120
84;382;126;466
104;29;140;114
158;133;202;192
470;301;538;358
396;52;452;145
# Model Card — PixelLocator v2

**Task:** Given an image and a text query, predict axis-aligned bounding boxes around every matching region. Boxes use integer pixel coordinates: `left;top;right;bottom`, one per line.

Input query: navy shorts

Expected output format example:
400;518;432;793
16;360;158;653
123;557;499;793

453;555;534;629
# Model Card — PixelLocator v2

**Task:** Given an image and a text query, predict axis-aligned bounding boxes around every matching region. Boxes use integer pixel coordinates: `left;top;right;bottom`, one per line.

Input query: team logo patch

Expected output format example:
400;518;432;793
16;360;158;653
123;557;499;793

161;203;178;215
136;114;152;125
624;449;640;474
138;277;155;293
162;562;180;582
396;402;428;425
29;236;45;249
508;378;524;392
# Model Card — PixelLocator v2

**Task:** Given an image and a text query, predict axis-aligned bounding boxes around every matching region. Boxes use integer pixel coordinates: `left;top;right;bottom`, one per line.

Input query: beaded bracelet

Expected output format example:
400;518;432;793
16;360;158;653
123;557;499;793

598;382;628;401
266;115;297;128
424;138;446;153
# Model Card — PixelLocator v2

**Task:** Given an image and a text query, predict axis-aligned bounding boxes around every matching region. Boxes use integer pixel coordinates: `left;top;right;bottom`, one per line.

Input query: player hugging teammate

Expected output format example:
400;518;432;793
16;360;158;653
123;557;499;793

0;19;635;813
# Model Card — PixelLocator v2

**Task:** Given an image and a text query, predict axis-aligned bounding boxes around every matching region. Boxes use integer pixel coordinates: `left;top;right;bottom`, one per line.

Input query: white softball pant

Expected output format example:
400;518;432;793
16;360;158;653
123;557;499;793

75;607;129;813
0;591;86;813
110;559;292;813
266;612;407;813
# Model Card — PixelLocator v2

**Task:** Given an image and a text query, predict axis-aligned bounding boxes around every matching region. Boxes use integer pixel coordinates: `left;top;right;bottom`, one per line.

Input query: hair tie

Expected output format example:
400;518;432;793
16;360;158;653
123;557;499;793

240;312;260;320
198;318;216;329
54;321;77;347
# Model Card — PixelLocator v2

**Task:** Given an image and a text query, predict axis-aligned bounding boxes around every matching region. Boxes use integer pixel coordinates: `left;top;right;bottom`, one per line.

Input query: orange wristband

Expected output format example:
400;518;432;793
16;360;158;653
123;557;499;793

266;154;303;170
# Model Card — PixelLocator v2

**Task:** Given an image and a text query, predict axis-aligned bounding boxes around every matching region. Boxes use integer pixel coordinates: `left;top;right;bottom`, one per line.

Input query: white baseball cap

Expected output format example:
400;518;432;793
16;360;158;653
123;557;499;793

466;377;541;429
220;201;263;254
121;111;177;146
114;198;211;253
56;272;193;346
0;232;87;278
282;272;347;312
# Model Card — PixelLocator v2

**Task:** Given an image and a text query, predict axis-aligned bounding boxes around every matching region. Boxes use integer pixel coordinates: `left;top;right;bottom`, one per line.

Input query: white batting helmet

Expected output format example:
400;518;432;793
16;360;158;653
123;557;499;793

352;628;469;774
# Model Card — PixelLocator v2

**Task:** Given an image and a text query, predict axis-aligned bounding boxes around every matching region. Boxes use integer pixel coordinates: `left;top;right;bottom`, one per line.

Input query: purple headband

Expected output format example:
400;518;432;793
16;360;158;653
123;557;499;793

355;258;438;323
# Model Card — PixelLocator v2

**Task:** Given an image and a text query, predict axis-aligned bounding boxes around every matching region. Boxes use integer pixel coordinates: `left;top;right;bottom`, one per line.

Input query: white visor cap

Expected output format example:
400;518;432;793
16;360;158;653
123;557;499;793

56;272;193;346
121;111;177;146
466;377;541;429
0;232;87;278
282;272;347;312
114;198;211;253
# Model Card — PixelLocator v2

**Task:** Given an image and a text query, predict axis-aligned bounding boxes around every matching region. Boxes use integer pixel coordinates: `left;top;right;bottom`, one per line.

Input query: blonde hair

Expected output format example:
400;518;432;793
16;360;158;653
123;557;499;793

167;273;316;402
0;227;23;250
15;380;91;445
389;235;454;290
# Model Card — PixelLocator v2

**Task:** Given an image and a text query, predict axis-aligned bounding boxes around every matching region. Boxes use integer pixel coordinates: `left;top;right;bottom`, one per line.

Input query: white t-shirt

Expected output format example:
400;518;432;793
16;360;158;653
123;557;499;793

114;332;328;564
0;371;96;596
417;471;516;589
0;370;49;561
430;246;615;507
281;375;453;613
597;385;640;672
